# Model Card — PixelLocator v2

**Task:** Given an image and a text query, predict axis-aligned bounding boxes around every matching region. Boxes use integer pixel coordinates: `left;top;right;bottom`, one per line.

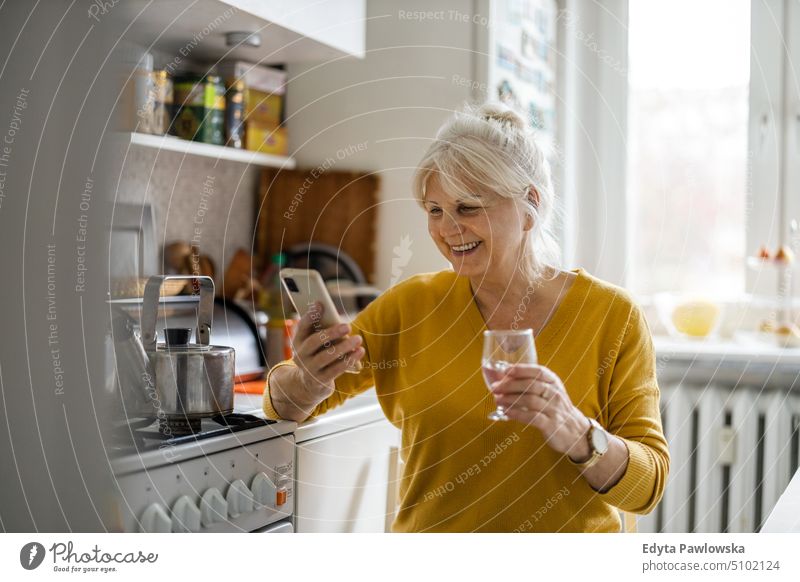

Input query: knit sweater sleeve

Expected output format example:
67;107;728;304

262;288;390;421
596;304;670;514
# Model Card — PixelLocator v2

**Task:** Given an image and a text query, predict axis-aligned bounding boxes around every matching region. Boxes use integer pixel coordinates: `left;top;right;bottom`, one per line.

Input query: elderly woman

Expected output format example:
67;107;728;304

263;103;669;532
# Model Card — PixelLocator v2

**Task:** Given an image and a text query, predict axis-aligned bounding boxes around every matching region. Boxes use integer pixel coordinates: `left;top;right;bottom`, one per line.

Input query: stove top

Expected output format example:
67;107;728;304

111;413;276;456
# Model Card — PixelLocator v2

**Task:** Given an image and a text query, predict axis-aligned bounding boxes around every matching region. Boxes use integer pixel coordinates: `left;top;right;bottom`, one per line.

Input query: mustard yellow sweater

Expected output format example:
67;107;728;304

263;269;669;532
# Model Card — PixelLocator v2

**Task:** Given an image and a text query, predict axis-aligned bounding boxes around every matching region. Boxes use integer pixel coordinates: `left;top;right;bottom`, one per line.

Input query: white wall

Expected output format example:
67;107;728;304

557;0;629;286
286;0;632;289
285;0;479;288
117;148;260;276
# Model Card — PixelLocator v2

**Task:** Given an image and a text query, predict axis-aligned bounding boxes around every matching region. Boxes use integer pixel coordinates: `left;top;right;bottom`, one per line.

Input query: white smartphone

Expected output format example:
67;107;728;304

279;268;363;373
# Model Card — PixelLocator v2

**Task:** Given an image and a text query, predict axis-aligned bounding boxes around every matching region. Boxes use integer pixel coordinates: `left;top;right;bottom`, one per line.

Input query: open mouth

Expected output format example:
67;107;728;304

450;240;482;256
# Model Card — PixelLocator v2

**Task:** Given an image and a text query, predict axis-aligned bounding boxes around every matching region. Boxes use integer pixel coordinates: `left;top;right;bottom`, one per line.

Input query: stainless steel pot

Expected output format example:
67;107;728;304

141;276;235;421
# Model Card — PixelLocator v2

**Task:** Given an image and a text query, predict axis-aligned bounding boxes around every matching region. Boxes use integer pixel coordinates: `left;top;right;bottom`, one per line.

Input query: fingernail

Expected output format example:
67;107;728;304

338;324;349;333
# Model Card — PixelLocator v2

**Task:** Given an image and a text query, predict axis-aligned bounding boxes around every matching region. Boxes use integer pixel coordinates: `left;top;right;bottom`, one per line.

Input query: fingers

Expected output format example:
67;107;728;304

297;343;366;387
491;377;554;398
295;302;344;343
291;302;364;385
306;332;362;367
293;302;320;344
490;365;567;419
504;363;556;383
294;321;352;360
504;406;552;429
316;346;366;383
494;391;552;415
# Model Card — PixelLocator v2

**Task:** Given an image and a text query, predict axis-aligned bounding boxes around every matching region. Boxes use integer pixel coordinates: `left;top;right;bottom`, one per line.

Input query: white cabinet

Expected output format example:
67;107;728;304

223;0;366;59
295;419;400;533
125;0;365;64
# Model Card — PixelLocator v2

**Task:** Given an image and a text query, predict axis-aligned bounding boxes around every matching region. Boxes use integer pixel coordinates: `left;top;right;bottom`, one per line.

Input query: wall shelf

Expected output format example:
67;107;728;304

129;132;296;170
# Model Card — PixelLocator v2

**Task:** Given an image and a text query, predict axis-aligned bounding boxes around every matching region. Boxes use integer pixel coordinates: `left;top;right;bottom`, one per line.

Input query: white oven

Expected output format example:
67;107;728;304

111;417;296;533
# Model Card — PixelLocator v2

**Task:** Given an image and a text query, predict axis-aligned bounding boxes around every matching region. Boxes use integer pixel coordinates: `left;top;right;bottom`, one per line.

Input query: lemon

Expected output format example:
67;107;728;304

672;301;720;337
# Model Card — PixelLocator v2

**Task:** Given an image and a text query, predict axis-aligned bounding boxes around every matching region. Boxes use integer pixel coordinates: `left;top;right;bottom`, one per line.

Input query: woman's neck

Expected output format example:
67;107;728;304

469;266;543;311
469;265;573;332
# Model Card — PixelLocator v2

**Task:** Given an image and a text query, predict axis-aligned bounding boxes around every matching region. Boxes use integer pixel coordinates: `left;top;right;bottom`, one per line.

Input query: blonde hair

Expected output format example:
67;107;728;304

412;102;560;282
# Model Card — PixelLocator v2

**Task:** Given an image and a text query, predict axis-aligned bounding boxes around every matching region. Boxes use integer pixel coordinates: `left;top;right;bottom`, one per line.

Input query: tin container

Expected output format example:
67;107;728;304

149;70;173;135
172;75;225;145
224;79;245;149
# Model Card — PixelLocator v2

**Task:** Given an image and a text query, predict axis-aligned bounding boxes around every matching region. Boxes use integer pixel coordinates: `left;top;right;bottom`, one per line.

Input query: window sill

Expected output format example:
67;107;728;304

654;335;800;389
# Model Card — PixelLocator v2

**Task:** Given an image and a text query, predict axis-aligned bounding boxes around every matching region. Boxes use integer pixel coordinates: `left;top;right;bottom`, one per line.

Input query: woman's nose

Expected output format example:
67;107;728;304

439;210;464;236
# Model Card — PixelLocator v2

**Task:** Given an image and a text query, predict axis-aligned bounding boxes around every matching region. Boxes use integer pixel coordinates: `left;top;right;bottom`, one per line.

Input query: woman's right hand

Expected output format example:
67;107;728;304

291;302;365;399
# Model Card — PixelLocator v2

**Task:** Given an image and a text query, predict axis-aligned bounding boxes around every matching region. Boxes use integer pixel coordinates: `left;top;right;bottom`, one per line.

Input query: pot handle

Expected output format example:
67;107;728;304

142;276;215;349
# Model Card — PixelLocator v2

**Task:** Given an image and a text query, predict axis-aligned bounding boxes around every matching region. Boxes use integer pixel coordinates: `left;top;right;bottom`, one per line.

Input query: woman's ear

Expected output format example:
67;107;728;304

527;186;540;209
523;212;534;231
522;186;539;231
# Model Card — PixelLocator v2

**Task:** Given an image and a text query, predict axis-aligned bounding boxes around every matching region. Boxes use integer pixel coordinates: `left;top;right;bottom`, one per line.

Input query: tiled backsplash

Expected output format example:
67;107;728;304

117;146;261;277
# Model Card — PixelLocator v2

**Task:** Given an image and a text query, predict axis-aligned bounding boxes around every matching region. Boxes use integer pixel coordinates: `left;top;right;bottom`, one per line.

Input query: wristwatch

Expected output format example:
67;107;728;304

568;417;609;469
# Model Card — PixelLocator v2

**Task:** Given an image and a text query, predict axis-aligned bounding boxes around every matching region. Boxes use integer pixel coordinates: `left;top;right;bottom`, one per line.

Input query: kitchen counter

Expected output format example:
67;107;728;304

236;334;800;440
235;336;800;421
234;388;385;443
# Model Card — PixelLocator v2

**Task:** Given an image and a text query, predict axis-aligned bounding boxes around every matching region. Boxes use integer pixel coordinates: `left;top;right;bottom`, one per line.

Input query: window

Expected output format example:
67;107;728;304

627;0;751;296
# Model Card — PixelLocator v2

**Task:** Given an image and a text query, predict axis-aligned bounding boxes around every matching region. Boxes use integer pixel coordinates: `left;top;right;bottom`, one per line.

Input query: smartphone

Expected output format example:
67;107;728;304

279;268;363;373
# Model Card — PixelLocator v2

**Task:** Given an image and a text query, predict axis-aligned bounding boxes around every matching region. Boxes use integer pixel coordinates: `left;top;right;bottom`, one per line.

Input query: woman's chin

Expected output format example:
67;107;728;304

450;258;485;277
437;244;488;276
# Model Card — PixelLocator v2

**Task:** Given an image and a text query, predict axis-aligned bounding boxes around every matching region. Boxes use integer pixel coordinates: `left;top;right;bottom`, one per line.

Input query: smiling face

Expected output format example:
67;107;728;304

423;176;531;283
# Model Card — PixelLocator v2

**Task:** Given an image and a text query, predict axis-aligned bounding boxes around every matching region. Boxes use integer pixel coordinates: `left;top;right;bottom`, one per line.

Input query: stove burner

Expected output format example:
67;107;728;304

112;413;276;455
210;413;266;428
160;416;202;436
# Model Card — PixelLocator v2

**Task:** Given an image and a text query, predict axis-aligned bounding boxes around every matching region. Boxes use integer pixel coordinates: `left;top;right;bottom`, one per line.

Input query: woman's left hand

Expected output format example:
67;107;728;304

490;364;591;459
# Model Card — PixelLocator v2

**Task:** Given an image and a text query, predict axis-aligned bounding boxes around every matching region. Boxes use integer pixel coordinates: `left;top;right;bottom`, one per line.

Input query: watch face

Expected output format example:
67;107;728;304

590;421;610;454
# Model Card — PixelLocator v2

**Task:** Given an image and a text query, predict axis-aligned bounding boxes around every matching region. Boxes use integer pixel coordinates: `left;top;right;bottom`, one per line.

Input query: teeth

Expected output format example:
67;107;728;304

452;241;480;252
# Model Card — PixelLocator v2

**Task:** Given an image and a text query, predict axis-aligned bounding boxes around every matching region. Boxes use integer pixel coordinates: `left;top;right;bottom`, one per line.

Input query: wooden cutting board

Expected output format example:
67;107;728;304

255;168;379;282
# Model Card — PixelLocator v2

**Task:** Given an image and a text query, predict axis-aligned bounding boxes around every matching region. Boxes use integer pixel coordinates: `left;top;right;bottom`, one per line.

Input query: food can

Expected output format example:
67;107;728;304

118;47;154;133
225;79;245;149
172;74;225;145
150;70;173;135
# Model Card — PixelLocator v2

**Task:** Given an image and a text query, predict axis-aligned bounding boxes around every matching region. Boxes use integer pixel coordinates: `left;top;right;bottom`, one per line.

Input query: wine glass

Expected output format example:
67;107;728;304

482;329;537;421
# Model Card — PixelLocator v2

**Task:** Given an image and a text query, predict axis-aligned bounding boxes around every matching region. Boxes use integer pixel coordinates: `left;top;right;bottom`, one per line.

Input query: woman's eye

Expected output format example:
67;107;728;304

459;206;480;214
428;207;442;216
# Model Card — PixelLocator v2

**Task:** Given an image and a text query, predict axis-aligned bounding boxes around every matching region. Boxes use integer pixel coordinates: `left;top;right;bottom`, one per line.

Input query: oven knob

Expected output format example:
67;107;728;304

200;488;228;527
171;496;201;533
276;485;288;507
251;472;277;507
226;479;254;517
139;503;171;533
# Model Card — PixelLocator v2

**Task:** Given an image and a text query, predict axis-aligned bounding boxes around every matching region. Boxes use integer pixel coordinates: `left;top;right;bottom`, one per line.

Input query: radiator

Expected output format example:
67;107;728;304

636;383;800;533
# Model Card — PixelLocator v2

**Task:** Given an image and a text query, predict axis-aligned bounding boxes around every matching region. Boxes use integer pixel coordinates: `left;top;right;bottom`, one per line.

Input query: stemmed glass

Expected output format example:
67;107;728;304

482;329;537;421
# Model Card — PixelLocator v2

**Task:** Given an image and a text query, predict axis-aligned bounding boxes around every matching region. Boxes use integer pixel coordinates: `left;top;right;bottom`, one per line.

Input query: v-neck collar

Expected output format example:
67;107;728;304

461;268;587;348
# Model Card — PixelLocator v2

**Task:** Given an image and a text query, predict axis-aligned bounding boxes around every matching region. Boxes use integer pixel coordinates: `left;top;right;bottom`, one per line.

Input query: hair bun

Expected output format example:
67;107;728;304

478;103;526;130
